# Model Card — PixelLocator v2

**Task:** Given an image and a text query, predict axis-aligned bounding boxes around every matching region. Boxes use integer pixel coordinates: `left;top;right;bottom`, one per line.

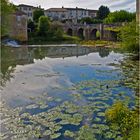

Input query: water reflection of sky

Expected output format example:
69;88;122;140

1;46;133;108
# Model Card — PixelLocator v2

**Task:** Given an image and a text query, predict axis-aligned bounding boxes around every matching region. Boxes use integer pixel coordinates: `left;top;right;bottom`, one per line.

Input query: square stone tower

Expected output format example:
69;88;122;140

136;0;140;23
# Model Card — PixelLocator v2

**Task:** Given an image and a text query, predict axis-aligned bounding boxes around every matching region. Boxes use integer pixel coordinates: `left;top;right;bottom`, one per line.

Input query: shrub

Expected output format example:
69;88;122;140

118;21;139;53
105;101;139;139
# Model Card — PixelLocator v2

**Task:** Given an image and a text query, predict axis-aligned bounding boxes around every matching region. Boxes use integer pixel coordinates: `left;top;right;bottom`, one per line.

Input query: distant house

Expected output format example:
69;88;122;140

45;8;68;21
66;7;89;20
45;7;98;23
17;4;37;21
66;7;98;20
9;10;28;41
88;10;98;18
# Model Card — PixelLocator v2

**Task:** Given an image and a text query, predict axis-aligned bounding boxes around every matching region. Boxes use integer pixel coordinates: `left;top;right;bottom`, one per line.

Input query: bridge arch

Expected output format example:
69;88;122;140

90;29;100;40
67;28;73;36
77;28;84;39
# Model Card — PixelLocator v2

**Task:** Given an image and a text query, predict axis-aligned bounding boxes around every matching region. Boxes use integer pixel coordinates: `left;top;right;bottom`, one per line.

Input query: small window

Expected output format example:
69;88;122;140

29;13;32;17
16;16;21;26
84;11;86;15
24;7;27;10
17;16;21;22
61;14;65;18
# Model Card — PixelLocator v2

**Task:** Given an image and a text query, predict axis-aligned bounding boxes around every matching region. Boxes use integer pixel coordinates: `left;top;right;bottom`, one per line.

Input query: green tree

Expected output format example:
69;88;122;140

97;5;110;20
119;21;139;53
33;9;44;23
49;21;64;40
104;10;136;24
37;16;50;36
53;29;63;40
1;0;15;36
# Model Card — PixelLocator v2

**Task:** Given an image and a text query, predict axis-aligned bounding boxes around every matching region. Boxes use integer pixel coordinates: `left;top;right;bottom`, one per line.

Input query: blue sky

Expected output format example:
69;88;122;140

10;0;136;12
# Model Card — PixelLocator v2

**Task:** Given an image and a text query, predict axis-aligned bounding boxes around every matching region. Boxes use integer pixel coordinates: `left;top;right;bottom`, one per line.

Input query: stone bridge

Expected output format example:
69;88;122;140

63;23;122;41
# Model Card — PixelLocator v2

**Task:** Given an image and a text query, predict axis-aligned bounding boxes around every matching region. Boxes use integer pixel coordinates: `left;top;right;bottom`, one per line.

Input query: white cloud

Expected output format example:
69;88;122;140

10;0;136;12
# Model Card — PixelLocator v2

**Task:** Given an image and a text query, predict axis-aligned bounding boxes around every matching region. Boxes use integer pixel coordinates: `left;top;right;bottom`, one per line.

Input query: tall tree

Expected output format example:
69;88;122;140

37;16;50;36
33;9;44;23
97;5;110;20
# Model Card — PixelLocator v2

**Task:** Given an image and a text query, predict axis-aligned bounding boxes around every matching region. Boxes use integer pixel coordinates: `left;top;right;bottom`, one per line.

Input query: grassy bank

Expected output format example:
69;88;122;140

80;40;121;48
28;34;80;45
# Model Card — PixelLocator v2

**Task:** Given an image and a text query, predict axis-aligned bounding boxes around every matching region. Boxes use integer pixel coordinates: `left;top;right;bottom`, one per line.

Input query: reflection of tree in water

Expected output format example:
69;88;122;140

1;46;31;87
1;66;15;87
1;47;16;87
98;47;110;58
30;46;93;59
30;47;49;60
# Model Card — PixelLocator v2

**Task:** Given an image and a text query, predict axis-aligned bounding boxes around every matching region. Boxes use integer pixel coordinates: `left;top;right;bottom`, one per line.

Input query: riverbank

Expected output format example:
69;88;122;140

80;40;121;48
28;40;121;49
2;40;120;49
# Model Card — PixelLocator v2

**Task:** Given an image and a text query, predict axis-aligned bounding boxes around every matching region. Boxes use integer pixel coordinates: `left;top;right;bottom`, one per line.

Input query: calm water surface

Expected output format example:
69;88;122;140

1;45;136;140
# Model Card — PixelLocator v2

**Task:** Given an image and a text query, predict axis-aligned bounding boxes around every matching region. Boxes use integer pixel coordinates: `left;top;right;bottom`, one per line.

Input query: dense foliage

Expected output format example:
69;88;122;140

48;21;64;40
104;10;136;24
37;16;50;36
118;21;139;53
105;101;139;139
97;5;110;20
28;17;79;44
33;9;45;23
1;0;16;36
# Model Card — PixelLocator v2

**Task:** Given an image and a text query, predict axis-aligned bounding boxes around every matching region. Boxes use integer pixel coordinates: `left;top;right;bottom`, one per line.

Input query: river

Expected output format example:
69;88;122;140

0;45;139;140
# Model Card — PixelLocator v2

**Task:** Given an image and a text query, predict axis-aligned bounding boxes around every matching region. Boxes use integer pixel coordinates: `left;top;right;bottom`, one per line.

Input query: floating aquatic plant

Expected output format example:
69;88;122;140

26;104;39;109
75;125;96;140
50;133;61;139
64;130;75;138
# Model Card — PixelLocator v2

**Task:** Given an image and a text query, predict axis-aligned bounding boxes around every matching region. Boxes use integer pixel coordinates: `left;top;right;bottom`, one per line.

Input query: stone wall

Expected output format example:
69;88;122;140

9;11;28;42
